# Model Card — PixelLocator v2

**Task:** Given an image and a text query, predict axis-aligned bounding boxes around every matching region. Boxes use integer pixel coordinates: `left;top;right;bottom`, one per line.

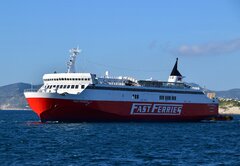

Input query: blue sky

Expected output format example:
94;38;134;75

0;0;239;90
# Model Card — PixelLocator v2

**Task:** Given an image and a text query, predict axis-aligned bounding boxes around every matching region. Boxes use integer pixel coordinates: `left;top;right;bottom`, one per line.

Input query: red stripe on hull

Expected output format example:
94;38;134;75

26;98;218;122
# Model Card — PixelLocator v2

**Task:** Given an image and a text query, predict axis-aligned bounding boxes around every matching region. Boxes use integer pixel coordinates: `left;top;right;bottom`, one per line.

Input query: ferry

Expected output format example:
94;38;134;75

24;47;219;122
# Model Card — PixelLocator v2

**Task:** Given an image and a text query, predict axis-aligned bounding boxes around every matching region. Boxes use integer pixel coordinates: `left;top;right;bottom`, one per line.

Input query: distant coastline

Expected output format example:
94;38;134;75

219;98;240;115
219;107;240;115
0;108;31;111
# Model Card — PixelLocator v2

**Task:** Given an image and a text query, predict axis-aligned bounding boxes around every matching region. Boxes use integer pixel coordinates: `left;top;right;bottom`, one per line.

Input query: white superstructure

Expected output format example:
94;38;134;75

33;47;209;97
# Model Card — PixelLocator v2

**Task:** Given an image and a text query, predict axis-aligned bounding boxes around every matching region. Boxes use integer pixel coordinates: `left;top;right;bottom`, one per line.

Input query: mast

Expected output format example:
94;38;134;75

67;47;81;73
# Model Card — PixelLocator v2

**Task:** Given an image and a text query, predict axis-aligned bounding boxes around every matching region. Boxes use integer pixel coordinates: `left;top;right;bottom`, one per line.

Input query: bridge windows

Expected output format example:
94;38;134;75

46;84;83;90
44;77;91;82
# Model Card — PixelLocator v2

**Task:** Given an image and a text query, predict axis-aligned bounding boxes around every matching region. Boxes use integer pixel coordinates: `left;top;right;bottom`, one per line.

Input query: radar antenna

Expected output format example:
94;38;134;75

67;47;81;73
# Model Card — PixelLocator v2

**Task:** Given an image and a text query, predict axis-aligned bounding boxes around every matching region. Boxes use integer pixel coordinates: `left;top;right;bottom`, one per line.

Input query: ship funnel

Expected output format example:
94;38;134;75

168;58;183;83
67;47;81;73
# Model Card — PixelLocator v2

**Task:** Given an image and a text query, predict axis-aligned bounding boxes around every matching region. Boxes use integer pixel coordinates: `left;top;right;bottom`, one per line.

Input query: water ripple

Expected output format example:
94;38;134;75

0;111;240;165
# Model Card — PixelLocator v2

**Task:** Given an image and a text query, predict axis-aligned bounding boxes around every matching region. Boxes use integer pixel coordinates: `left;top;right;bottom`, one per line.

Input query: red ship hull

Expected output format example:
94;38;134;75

26;98;218;122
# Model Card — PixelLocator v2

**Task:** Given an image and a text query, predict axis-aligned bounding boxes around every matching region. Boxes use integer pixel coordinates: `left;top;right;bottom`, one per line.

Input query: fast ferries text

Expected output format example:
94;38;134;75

130;103;183;115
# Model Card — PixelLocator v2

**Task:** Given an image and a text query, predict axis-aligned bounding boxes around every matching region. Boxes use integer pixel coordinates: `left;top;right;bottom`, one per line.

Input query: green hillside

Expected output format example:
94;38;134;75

0;83;40;110
219;98;240;109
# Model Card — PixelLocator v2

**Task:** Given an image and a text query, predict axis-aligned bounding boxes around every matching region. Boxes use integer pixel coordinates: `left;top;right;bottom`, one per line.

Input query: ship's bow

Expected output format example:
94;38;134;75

24;90;52;119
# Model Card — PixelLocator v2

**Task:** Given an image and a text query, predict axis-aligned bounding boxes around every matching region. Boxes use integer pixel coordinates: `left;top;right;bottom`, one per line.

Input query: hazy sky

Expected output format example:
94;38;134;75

0;0;240;90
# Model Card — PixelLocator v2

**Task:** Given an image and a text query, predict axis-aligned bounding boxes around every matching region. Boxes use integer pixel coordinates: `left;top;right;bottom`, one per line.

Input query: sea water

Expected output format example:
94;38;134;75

0;110;240;165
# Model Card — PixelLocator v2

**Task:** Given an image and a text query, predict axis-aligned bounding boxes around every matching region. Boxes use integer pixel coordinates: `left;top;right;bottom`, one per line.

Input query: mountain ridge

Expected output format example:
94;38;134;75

0;83;41;110
215;88;240;99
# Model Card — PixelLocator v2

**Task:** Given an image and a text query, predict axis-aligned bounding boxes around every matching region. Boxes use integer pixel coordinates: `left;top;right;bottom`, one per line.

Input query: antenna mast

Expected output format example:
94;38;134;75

67;47;81;73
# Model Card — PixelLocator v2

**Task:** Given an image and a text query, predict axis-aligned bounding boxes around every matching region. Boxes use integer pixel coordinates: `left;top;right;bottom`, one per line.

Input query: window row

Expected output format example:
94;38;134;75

44;78;91;81
159;96;177;100
45;85;85;89
131;94;176;100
